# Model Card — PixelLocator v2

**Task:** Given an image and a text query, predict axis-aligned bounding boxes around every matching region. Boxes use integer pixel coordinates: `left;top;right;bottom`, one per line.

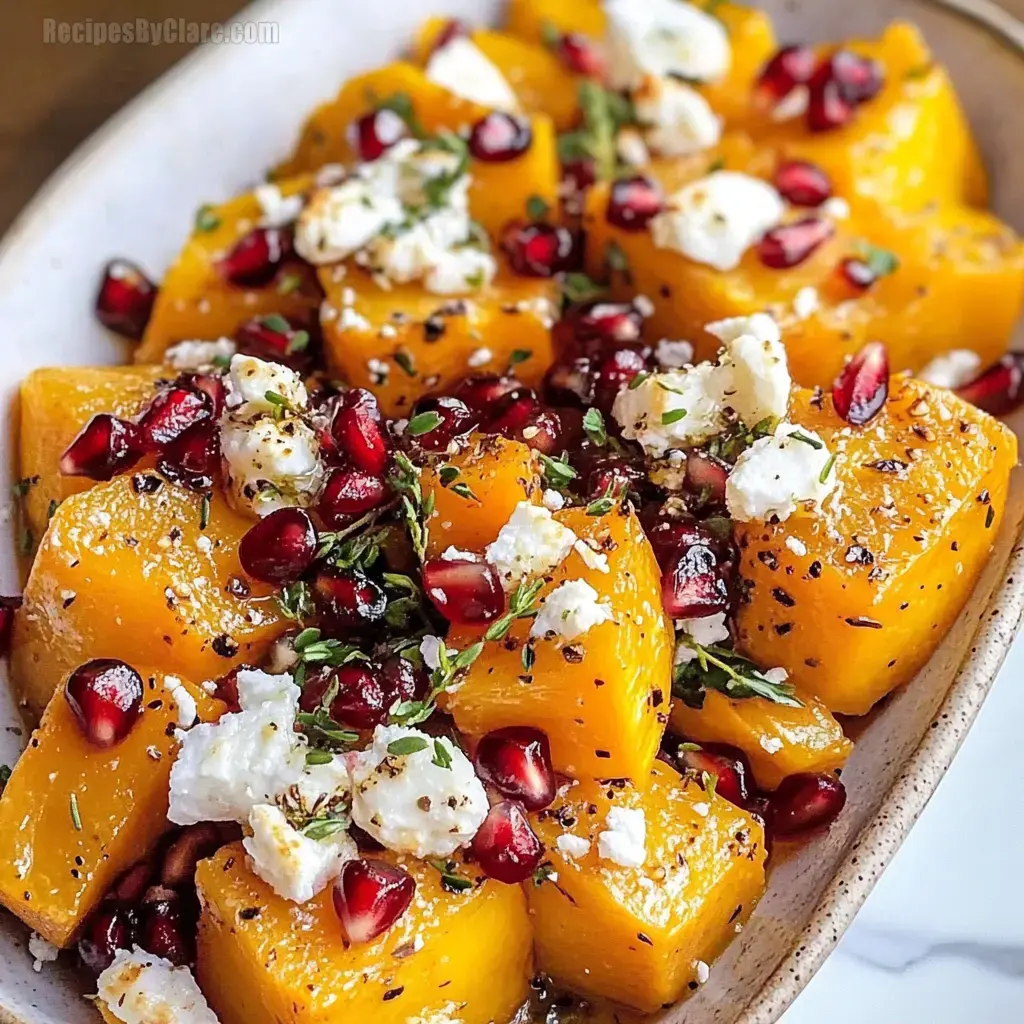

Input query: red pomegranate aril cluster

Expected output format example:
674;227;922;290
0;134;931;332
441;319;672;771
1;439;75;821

482;387;540;435
348;108;409;162
502;221;578;277
565;300;645;354
754;45;817;110
773;160;832;207
770;772;847;836
471;800;543;884
331;388;391;474
423;558;504;625
217;227;293;288
474;727;556;811
95;259;157;340
333;859;416;944
318;467;388;527
684;451;730;507
757;217;834;269
79;906;136;973
661;543;730;619
453;374;520;411
239;507;318;585
543;357;593;407
313;569;388;631
137;383;213;449
157;423;220;492
591;347;647;412
584;454;644;502
606;176;663;231
468;113;533;162
956;352;1024;415
556;33;606;78
409;396;478;452
65;658;144;748
161;823;225;888
678;744;751;809
60;414;145;481
235;314;314;368
832;341;889;426
328;663;389;731
838;256;877;291
140;893;193;966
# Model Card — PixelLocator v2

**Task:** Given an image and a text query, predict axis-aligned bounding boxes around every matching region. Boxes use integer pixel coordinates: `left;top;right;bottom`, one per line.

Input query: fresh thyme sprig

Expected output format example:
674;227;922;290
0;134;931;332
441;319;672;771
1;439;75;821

389;451;431;564
673;641;803;709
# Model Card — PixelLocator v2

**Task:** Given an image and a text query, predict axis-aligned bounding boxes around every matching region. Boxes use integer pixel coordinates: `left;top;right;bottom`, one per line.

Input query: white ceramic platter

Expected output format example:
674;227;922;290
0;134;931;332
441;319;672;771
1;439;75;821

0;1;1021;1022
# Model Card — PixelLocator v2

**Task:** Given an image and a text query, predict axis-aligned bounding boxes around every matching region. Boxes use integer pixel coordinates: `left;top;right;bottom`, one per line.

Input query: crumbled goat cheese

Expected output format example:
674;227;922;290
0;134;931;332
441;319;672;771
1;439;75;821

918;349;982;389
634;74;721;157
695;959;711;984
605;0;731;89
419;635;457;672
530;579;614;641
426;35;519;111
555;834;592;860
654;338;694;368
574;539;610;574
243;803;356;904
485;502;577;588
349;725;488;858
28;932;59;972
616;126;652;168
164;676;197;729
597;806;647;868
97;948;218;1024
225;353;309;412
792;286;820;320
650;171;785;271
164;337;237;371
785;536;808;557
440;545;478;561
762;667;789;685
711;314;791;427
821;196;851;221
254;182;305;228
674;611;730;665
467;347;493;368
726;423;837;523
759;735;784;755
542;488;566;511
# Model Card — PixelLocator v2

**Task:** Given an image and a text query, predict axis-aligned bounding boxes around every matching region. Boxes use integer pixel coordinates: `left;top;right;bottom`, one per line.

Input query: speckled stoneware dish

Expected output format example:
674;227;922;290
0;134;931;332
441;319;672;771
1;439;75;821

0;0;1021;1021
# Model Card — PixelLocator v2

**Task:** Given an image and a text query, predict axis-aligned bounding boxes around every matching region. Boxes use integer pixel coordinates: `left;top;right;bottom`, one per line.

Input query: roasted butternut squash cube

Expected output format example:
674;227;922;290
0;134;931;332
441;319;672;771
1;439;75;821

319;269;556;416
421;435;543;557
529;760;766;1012
0;671;220;946
276;62;559;241
735;381;1017;716
195;844;532;1024
670;690;852;790
11;476;284;719
445;506;672;781
135;176;320;362
18;366;166;544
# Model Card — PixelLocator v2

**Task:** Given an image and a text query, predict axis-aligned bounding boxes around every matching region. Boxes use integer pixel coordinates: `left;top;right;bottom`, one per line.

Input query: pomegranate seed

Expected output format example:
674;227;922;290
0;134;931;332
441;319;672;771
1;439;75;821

754;45;817;109
139;896;192;966
431;18;468;53
562;159;596;194
757;217;834;269
771;772;847;836
313;569;387;631
453;374;520;411
566;300;644;354
110;862;155;905
331;389;390;475
678;744;750;808
684;451;730;506
235;314;314;368
422;558;504;625
773;160;831;207
161;824;225;888
217;227;292;288
137;384;213;450
606;175;663;231
95;260;157;340
661;544;729;619
474;727;555;810
482;387;540;436
330;663;388;730
79;907;135;973
184;372;228;418
379;654;428;706
543;358;593;407
333;859;415;944
318;468;388;527
0;596;22;656
516;409;563;454
832;341;889;426
212;667;243;711
408;396;478;452
157;423;220;492
60;414;144;481
584;454;644;501
955;353;1024;415
592;347;647;412
501;221;577;277
642;514;726;571
470;800;543;884
468;113;533;162
557;33;606;78
826;50;885;104
348;108;409;161
806;77;853;132
239;508;318;584
65;659;144;748
838;256;877;291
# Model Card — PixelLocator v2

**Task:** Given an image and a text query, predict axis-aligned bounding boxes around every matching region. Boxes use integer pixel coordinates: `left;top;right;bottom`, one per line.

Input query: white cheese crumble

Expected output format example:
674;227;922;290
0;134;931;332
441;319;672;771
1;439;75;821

821;196;851;221
28;932;59;972
650;171;785;272
97;948;218;1024
349;725;488;858
616;126;651;168
555;833;592;860
164;337;236;371
634;74;722;157
574;539;610;574
419;634;457;672
597;806;647;868
654;338;694;368
530;579;614;641
485;502;577;589
605;0;731;89
254;182;305;228
164;676;197;729
711;313;791;427
225;353;308;412
541;488;566;511
726;423;837;523
785;536;808;557
674;611;730;665
918;349;981;389
467;347;493;368
695;959;711;984
426;35;519;111
759;735;784;755
792;286;820;321
440;545;478;561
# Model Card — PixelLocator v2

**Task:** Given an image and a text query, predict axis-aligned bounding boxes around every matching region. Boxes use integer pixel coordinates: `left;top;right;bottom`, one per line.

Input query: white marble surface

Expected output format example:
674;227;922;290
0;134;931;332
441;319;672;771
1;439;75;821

781;623;1024;1023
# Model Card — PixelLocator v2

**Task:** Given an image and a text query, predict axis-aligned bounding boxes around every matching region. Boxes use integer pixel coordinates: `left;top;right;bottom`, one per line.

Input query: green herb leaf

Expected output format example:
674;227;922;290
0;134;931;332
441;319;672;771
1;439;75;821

526;194;551;221
388;736;430;756
432;738;453;770
539;19;562;48
301;817;350;841
438;465;460;486
661;408;688;426
673;642;803;708
199;492;211;531
393;350;417;377
484;579;545;642
69;792;82;832
389;452;429;564
508;348;533;367
561;272;607;306
787;430;823;450
406;411;444;437
604;239;630;275
276;271;304;296
194;204;221;232
305;749;334;766
277;581;314;622
858;242;901;279
582;407;608;447
430;858;473;893
539;452;578;491
629;371;651;390
374;91;427;139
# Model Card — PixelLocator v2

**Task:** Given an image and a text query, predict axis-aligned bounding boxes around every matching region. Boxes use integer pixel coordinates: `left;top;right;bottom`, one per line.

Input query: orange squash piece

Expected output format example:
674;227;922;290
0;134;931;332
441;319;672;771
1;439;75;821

735;381;1017;716
319;269;557;416
135;176;320;362
276;62;560;241
195;844;532;1024
11;476;284;719
17;366;166;546
421;434;542;557
529;760;766;1012
0;671;221;946
445;506;672;781
670;690;852;790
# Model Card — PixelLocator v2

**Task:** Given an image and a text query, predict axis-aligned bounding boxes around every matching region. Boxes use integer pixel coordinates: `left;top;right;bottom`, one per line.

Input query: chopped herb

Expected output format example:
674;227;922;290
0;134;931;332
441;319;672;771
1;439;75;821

261;313;291;333
629;371;651;390
421;132;470;208
438;465;460;486
390;639;484;726
673;642;803;708
526;194;552;221
539;19;562;48
661;408;688;426
532;863;559;887
406;411;444;437
69;792;82;832
382;572;425;630
464;268;486;289
451;482;478;501
586;482;622;516
857;242;901;279
986;504;996;528
905;62;934;80
557;81;636;182
276;271;304;295
431;738;453;770
387;736;430;756
819;452;837;484
194;204;221;232
277;581;315;622
286;330;310;354
318;519;392;572
393;350;417;377
301;816;351;841
430;858;473;892
561;272;607;306
508;348;533;367
788;430;824;450
582;407;608;447
46;499;60;520
484;578;545;642
389;452;430;564
263;390;296;419
701;770;718;801
199;492;212;531
305;750;334;766
539;452;578;491
656;380;689;396
521;641;536;673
